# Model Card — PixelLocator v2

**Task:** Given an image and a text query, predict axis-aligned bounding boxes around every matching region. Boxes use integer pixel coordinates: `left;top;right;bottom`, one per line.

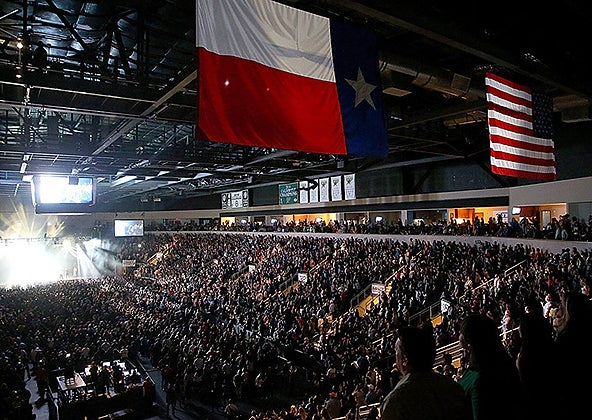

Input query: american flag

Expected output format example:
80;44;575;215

485;72;556;180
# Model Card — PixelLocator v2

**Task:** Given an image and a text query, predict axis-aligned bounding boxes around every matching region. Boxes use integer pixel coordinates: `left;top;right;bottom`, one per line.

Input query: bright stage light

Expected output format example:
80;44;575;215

1;241;65;288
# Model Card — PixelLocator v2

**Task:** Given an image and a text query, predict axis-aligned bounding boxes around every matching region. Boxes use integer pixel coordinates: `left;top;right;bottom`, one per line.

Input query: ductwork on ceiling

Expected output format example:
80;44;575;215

379;52;487;127
378;52;484;100
378;53;591;126
554;94;591;123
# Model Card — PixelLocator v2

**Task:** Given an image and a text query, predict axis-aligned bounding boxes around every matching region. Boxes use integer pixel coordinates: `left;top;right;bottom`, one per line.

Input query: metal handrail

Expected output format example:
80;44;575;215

408;300;443;326
504;258;528;277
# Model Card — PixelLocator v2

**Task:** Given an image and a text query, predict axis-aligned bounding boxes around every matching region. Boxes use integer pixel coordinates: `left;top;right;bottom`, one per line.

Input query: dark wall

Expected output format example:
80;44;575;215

554;120;592;180
252;184;279;206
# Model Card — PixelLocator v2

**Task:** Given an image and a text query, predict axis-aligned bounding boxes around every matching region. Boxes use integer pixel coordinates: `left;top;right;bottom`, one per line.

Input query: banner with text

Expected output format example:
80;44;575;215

279;182;299;205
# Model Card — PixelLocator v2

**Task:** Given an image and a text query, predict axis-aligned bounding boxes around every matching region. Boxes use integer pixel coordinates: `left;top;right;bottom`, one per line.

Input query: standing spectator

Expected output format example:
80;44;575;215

142;377;156;415
162;362;175;391
19;344;30;380
323;391;342;419
554;291;592;418
225;399;240;420
30;345;42;373
351;383;366;411
515;310;559;420
380;326;471;420
35;362;50;403
458;314;524;420
165;381;179;418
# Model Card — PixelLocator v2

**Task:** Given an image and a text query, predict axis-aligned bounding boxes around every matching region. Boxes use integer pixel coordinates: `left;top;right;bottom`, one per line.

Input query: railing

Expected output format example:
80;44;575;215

278;255;330;293
408;300;445;326
333;402;381;420
350;284;373;309
434;325;520;367
229;264;249;280
350;252;417;312
434;340;463;367
504;258;529;277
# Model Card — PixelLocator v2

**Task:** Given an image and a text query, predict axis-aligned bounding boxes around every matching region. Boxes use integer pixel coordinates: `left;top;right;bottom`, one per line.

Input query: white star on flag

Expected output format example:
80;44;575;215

346;68;377;110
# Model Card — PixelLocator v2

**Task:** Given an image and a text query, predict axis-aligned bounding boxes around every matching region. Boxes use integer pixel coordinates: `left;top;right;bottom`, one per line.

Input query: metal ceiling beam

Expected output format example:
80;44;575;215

43;0;91;52
388;100;487;131
360;155;463;172
113;25;131;75
0;9;19;23
92;69;196;156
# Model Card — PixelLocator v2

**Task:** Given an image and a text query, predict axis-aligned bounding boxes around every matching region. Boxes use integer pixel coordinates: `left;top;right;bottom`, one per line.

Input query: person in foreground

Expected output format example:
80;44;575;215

380;326;472;420
458;313;523;420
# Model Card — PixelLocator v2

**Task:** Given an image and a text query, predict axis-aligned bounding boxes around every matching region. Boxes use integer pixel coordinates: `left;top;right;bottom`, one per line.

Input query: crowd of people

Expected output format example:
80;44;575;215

145;212;592;242
1;230;591;420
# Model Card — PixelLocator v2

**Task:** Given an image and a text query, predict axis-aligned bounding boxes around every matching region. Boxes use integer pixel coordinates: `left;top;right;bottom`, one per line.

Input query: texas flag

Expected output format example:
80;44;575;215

196;0;388;158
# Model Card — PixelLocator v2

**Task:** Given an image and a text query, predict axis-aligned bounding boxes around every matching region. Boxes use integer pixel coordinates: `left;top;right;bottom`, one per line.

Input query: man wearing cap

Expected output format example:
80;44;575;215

324;390;342;419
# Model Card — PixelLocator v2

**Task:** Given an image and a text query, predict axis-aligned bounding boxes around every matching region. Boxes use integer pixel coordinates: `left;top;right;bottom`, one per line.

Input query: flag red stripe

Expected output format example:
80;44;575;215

490;150;555;167
491;165;556;180
488;103;533;124
486;72;532;94
489;134;554;153
486;73;555;181
198;49;347;154
486;85;532;109
488;118;533;137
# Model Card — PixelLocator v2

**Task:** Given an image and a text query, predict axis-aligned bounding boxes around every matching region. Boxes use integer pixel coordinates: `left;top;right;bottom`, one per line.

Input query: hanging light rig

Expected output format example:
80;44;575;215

16;37;24;78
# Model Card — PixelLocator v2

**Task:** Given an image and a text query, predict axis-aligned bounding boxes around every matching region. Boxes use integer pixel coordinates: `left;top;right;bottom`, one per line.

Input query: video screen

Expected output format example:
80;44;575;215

32;175;95;205
114;219;144;237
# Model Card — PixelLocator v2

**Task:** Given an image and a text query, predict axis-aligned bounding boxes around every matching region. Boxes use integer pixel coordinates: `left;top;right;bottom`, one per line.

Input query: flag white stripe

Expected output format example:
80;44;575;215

486;92;533;116
485;76;531;102
488;126;554;148
487;109;533;130
491;157;556;174
486;74;555;180
490;142;555;160
196;0;335;82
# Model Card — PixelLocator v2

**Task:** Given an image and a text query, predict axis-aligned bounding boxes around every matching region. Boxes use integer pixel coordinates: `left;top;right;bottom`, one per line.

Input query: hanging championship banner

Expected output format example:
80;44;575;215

344;174;356;200
309;179;319;203
319;177;330;202
331;176;343;201
299;181;309;203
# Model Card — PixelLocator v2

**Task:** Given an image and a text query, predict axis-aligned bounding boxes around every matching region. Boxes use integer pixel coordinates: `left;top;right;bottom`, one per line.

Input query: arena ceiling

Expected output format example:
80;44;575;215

0;0;590;212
